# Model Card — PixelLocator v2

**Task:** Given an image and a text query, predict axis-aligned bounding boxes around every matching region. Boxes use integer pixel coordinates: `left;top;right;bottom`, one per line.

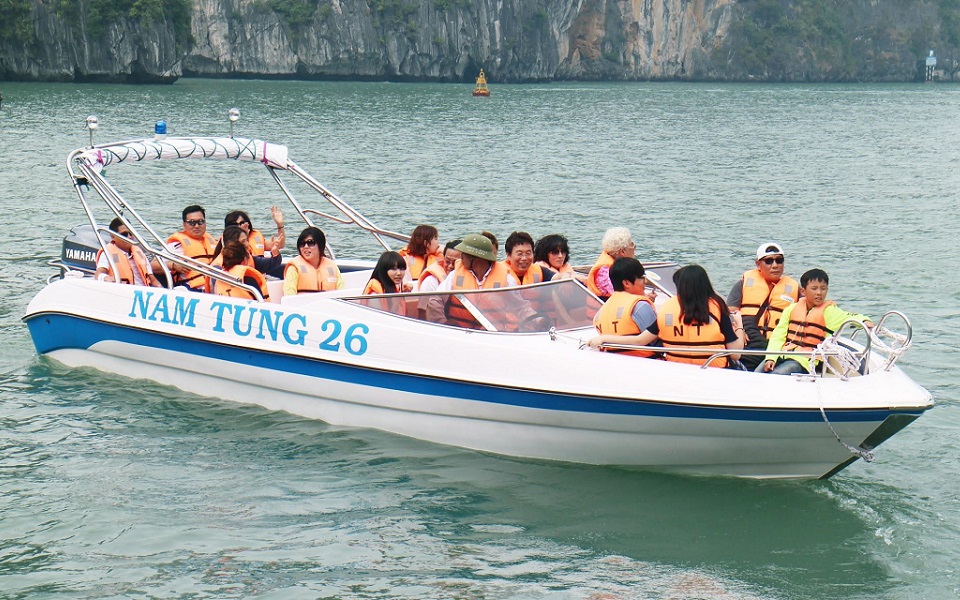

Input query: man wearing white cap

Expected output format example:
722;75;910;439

726;242;800;371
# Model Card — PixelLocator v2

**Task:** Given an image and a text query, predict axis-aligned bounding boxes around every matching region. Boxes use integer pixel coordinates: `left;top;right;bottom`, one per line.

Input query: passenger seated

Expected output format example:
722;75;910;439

362;251;407;315
534;233;582;280
166;205;217;291
761;268;873;375
504;231;556;285
224;207;286;258
213;241;269;301
589;264;744;368
591;257;657;358
587;227;636;300
95;217;161;287
212;225;282;277
283;227;344;295
426;233;545;330
399;224;441;285
416;239;461;319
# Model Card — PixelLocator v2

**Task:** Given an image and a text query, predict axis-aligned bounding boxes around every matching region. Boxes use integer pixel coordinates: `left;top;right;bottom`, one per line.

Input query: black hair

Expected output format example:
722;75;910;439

444;239;463;254
609;257;645;292
674;264;730;326
224;210;253;230
213;225;246;259
296;227;326;255
221;240;250;270
533;234;571;266
369;251;406;293
109;217;124;232
504;231;535;254
182;205;205;221
801;268;829;287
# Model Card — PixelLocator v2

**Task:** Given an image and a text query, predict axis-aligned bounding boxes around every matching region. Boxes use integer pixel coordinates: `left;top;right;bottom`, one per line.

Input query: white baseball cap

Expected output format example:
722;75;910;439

756;242;784;260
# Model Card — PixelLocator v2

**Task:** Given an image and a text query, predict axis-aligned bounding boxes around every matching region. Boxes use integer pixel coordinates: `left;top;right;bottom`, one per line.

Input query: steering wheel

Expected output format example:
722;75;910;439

517;312;555;333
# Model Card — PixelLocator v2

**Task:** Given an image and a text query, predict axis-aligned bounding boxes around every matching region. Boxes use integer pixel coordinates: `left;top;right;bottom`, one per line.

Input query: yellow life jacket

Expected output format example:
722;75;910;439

657;297;728;368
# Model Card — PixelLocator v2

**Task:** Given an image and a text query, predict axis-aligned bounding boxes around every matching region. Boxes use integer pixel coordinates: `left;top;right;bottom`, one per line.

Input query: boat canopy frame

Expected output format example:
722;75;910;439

64;136;411;299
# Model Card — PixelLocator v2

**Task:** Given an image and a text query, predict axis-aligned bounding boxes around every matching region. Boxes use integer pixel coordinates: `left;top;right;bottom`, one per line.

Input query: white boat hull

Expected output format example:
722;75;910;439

25;279;931;479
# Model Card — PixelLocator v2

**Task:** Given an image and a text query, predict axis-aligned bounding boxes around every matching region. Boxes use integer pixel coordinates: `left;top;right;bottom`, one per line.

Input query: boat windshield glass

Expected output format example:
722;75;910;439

344;278;604;332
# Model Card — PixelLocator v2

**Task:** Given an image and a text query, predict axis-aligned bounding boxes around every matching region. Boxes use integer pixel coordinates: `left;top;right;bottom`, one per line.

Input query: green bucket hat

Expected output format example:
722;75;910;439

455;233;497;262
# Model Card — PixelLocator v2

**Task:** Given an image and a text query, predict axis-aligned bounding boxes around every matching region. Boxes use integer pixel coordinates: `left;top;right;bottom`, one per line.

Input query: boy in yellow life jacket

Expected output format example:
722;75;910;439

761;268;873;375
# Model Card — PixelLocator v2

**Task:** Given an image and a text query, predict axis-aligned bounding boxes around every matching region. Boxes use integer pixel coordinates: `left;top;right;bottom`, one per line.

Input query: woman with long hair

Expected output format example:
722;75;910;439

399;224;442;283
212;241;269;301
224;207;285;258
588;264;745;368
362;251;407;314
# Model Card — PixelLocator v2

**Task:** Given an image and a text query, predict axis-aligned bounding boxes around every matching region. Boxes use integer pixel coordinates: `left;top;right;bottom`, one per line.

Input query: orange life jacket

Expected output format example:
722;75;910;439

587;252;615;299
285;256;341;292
506;262;545;286
248;229;267;257
97;243;153;286
214;264;268;300
593;291;656;358
362;279;406;314
399;249;443;280
167;231;216;289
657;297;728;368
417;262;448;291
739;269;799;339
444;262;513;330
783;300;837;351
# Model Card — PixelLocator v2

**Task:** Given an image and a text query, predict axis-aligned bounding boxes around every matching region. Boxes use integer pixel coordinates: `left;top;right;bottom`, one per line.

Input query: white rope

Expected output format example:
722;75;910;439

816;378;875;462
809;337;861;380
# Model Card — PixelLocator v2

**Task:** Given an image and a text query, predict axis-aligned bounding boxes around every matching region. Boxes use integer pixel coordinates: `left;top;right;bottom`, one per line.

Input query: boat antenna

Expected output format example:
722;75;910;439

85;115;98;148
228;108;240;137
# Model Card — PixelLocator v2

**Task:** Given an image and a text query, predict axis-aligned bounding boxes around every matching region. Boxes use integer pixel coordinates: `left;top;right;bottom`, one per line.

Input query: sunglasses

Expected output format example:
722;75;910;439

118;230;134;239
299;239;318;248
185;219;206;227
762;256;785;265
236;219;250;226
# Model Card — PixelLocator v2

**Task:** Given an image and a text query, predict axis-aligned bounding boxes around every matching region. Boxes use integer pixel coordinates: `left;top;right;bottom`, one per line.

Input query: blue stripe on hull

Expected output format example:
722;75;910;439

26;312;921;423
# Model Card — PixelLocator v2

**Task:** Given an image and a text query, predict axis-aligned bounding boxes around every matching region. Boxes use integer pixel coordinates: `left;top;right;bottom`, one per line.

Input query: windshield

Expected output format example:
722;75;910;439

344;278;604;333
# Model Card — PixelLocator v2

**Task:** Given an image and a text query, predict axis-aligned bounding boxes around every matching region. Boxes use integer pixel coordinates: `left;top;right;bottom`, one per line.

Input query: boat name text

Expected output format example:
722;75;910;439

128;290;369;355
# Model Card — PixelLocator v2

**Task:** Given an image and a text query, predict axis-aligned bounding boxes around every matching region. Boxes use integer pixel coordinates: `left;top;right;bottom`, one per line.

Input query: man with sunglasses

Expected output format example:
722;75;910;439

166;205;217;291
726;242;799;371
95;217;160;287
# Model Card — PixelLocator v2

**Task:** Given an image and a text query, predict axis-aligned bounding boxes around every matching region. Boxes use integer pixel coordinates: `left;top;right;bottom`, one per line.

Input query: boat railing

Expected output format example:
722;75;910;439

69;155;265;300
844;311;913;371
594;319;887;378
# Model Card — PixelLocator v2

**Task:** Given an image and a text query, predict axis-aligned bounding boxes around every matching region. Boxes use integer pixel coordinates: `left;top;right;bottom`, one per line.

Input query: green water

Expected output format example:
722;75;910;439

1;79;958;598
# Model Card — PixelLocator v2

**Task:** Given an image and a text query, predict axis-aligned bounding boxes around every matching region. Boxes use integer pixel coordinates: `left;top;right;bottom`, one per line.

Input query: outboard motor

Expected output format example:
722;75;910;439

60;223;106;276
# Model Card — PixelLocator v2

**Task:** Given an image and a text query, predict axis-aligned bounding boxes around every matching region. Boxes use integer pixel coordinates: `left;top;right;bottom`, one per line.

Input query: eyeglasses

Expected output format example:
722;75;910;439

299;239;318;248
185;219;206;227
762;256;785;265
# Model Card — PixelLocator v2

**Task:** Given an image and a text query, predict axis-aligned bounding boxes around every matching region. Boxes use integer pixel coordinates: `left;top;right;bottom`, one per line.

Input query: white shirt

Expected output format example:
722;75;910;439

97;245;146;286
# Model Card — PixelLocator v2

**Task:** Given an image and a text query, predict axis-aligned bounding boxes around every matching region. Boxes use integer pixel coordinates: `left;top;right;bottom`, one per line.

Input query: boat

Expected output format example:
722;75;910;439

23;116;933;479
472;69;490;97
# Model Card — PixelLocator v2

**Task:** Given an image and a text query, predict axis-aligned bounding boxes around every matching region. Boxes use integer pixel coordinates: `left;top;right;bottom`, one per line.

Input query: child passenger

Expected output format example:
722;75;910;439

761;268;873;375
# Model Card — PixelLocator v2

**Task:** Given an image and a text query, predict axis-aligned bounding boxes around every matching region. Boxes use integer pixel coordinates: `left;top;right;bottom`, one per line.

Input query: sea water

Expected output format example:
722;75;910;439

1;79;958;598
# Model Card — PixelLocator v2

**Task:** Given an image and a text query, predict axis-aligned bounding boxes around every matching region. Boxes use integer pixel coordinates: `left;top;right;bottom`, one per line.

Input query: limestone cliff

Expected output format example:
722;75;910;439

0;0;956;82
